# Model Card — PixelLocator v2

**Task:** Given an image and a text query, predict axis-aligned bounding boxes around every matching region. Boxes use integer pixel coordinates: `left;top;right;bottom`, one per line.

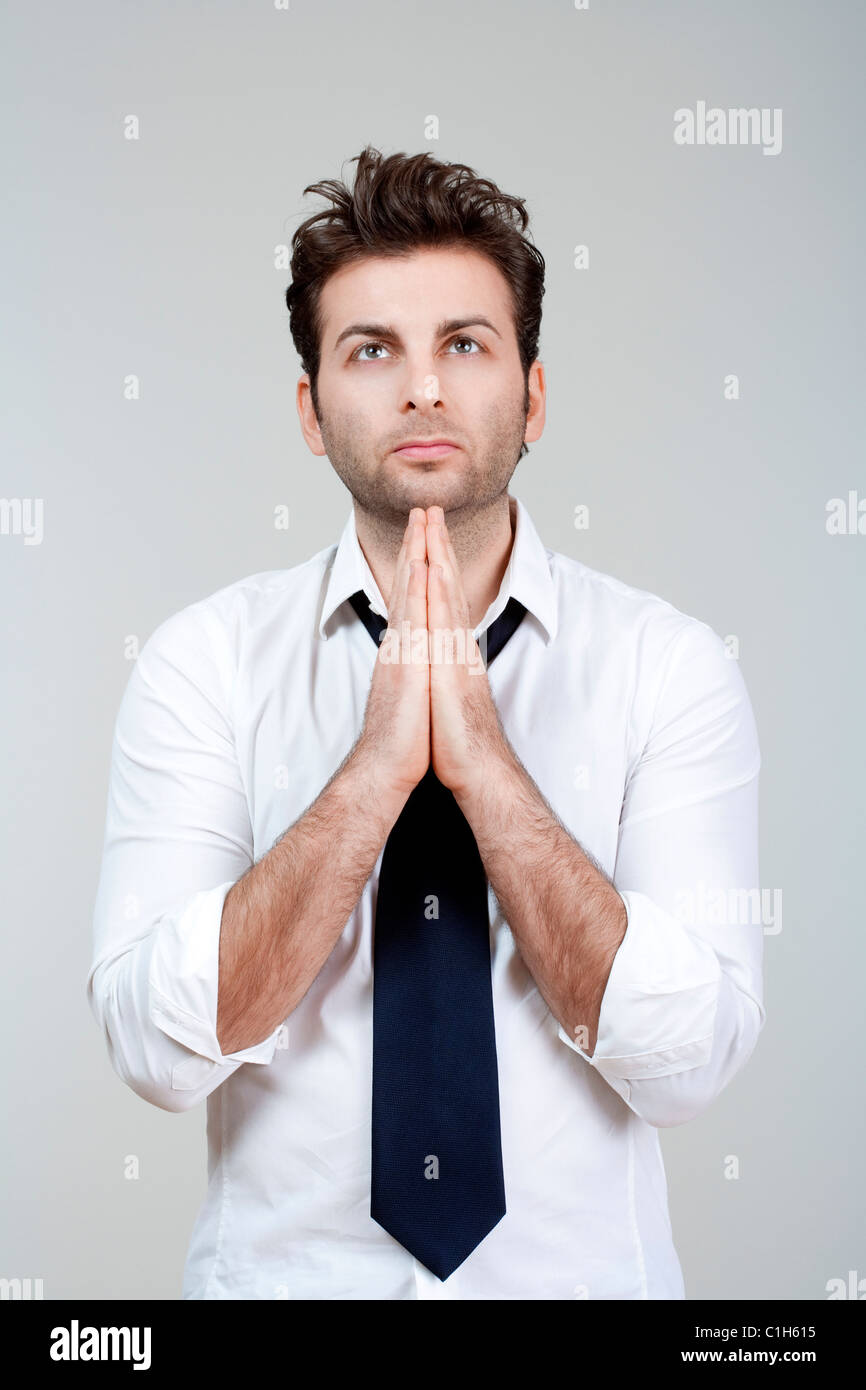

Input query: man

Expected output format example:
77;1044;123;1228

88;146;764;1300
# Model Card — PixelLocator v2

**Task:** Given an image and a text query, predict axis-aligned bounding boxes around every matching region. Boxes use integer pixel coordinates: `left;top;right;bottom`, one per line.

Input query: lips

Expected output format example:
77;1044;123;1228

393;440;459;459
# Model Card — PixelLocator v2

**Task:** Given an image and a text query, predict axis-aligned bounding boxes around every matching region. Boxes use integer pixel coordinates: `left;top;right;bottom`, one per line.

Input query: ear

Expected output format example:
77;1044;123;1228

296;374;327;456
523;359;546;446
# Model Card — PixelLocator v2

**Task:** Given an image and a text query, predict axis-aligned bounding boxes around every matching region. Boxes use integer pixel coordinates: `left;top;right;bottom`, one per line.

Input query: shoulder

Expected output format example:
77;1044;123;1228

548;547;720;664
131;544;337;702
546;548;757;761
149;544;335;647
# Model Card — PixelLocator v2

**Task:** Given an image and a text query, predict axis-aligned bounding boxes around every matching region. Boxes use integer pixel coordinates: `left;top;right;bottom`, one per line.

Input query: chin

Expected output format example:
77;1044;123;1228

394;485;465;513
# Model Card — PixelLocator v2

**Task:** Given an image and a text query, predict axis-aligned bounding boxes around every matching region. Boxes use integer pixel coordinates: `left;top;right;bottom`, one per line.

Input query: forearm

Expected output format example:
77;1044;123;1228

456;752;627;1056
216;743;407;1054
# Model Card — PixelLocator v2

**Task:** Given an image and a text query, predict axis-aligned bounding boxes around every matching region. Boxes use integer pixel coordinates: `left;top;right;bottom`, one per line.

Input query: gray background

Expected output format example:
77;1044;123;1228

2;0;863;1299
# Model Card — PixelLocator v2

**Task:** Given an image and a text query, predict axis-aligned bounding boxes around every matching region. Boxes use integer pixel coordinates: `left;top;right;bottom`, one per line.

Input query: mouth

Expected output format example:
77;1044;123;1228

391;442;460;460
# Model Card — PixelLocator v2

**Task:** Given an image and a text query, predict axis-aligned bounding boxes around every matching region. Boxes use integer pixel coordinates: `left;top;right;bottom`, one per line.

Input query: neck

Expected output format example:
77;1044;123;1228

355;493;516;629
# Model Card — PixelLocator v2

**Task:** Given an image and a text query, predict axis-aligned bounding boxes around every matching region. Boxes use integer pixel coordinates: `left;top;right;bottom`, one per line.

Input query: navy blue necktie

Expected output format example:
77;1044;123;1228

349;588;527;1281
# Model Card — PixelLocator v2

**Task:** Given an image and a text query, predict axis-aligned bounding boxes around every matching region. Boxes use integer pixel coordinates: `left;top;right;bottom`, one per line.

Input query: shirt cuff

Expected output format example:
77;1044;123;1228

147;879;284;1072
556;889;722;1082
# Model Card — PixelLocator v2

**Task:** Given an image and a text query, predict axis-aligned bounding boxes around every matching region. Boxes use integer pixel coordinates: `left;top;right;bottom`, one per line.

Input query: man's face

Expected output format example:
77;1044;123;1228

298;246;543;523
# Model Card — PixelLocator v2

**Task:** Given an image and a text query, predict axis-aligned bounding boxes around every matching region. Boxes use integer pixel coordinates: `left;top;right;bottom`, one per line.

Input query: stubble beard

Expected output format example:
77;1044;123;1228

316;395;528;528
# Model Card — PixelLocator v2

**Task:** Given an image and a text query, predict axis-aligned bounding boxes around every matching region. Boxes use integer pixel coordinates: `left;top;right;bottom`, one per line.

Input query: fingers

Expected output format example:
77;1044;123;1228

389;507;427;630
403;511;429;640
381;508;475;662
378;510;429;673
425;511;471;633
404;555;429;651
426;505;460;574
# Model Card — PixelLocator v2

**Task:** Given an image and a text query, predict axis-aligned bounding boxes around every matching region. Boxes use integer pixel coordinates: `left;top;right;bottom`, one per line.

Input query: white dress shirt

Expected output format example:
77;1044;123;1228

88;492;764;1300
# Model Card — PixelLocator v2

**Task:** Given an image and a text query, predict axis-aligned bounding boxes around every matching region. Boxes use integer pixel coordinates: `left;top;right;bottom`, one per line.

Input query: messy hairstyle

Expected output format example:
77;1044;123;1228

284;145;545;459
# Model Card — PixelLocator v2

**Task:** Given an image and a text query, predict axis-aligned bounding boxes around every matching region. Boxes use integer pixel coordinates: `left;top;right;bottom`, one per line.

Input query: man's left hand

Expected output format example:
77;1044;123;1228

424;505;515;803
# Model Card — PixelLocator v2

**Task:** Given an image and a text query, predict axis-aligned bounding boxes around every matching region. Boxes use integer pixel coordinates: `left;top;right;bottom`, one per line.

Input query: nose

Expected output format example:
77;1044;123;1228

401;365;443;410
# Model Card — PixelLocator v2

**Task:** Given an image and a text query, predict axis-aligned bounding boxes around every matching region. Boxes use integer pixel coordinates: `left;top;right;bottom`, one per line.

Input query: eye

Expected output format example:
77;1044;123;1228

351;341;393;362
350;335;484;362
448;336;482;355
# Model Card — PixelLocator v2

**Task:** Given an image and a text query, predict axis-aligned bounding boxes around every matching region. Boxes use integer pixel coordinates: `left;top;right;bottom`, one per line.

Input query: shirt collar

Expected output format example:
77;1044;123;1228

318;493;557;644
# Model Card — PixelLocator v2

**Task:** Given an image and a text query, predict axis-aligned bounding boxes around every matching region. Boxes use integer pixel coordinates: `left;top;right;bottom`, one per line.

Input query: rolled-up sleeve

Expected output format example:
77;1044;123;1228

557;618;766;1127
87;600;283;1113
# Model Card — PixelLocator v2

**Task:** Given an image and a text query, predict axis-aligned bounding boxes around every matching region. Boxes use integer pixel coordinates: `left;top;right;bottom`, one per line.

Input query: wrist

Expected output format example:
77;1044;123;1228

347;738;418;821
452;741;524;818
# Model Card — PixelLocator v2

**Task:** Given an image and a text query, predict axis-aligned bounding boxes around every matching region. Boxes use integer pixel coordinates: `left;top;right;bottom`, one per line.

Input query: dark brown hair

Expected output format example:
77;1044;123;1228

284;145;545;458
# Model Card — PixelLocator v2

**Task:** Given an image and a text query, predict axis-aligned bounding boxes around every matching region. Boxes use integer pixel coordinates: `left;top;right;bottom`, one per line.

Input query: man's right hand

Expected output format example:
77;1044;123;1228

354;507;431;801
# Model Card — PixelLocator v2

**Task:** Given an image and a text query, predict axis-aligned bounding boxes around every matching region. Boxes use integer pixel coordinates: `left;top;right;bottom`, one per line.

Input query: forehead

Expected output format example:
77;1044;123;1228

319;246;512;340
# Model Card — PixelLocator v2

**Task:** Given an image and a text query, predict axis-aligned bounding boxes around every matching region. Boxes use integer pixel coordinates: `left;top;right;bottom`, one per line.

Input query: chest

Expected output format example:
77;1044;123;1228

235;621;635;878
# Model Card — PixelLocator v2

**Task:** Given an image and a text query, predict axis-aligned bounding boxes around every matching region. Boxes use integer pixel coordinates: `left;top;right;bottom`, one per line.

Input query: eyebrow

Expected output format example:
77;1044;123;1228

333;316;502;351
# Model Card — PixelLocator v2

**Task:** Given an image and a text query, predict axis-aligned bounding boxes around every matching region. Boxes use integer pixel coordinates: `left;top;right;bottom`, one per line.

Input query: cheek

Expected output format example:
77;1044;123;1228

476;395;521;441
456;362;520;411
323;398;376;444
